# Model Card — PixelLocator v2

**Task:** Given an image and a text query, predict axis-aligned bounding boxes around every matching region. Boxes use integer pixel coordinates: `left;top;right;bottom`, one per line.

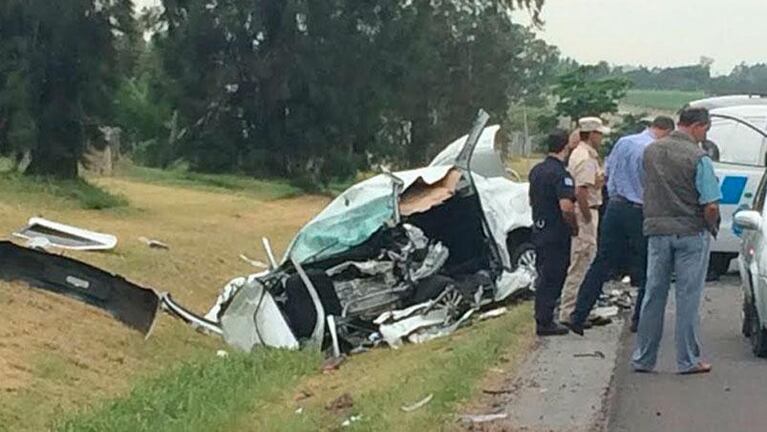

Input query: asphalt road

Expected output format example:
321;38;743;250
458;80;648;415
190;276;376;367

608;276;767;432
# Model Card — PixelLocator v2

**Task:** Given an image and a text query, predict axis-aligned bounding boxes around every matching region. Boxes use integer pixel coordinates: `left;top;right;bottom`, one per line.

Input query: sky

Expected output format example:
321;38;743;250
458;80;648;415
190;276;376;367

134;0;766;75
514;0;767;75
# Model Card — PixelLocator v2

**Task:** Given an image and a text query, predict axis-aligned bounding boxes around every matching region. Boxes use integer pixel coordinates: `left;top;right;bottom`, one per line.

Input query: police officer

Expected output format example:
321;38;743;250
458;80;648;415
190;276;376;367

529;129;579;336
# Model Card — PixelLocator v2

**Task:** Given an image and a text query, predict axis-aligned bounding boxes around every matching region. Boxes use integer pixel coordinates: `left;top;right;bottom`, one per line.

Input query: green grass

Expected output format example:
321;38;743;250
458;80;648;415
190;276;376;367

51;305;533;432
119;164;304;200
622;89;706;111
240;304;533;432
55;349;321;432
0;172;128;210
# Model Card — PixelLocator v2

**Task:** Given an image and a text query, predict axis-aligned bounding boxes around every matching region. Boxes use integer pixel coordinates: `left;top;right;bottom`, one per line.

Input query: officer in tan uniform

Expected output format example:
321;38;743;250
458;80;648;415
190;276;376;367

559;117;608;326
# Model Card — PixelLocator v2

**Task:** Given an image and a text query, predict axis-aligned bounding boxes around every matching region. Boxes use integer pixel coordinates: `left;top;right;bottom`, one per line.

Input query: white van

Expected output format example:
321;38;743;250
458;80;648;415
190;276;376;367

705;105;767;276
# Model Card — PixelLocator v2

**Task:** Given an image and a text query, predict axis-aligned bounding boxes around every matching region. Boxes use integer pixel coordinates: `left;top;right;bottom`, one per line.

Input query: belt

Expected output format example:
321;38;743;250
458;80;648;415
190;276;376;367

611;195;642;208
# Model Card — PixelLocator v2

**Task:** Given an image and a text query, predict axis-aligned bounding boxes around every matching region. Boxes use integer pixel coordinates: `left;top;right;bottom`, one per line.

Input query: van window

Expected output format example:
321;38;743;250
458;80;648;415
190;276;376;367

708;116;767;166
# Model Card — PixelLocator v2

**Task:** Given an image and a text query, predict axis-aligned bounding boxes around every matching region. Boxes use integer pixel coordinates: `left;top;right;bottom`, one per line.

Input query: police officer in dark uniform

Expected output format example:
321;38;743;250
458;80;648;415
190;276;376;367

529;129;579;336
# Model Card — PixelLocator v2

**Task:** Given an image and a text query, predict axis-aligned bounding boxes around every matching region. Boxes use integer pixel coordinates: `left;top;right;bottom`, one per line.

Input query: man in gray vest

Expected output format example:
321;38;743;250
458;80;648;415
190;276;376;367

631;107;721;375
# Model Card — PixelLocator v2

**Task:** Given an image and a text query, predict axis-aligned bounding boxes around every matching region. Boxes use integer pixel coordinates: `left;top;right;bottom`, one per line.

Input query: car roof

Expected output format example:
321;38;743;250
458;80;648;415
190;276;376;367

686;95;767;111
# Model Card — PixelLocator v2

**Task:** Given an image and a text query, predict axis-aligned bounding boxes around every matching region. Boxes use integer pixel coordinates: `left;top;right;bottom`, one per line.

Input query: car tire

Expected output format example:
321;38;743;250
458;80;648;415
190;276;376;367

708;253;733;279
743;296;753;337
510;242;536;273
748;301;767;358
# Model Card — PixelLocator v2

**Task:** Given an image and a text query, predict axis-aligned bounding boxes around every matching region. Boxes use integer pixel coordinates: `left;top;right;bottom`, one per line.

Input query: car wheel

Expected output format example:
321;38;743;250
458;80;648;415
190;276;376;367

511;242;536;272
748;301;767;358
743;295;753;337
708;253;733;279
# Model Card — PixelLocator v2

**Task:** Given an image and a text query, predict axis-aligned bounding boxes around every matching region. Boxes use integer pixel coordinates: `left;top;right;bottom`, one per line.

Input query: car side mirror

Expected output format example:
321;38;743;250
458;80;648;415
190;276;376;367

734;210;762;231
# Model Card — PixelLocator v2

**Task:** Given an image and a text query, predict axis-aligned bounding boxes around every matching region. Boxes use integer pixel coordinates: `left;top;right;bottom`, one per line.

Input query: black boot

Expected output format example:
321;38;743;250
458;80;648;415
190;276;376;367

536;322;570;336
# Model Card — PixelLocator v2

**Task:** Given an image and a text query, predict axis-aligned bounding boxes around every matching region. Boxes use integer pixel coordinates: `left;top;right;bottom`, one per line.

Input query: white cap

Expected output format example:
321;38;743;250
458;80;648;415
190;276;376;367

578;117;611;134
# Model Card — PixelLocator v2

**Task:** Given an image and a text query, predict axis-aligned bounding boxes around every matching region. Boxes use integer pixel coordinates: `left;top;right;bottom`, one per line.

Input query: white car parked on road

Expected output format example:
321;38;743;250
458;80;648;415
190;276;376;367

733;183;767;357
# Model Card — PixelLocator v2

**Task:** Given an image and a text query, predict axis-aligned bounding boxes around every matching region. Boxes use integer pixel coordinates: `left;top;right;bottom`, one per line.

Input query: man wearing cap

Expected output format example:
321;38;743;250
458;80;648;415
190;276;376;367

559;117;608;326
529;129;578;336
564;116;675;335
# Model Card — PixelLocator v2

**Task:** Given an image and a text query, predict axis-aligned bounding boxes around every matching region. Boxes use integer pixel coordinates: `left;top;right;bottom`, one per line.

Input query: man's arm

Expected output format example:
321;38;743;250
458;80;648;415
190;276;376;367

695;156;722;236
560;198;578;237
575;186;592;224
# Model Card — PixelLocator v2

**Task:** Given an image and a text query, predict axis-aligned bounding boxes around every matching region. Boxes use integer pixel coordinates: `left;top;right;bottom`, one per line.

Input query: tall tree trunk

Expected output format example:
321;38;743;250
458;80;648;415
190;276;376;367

25;88;81;179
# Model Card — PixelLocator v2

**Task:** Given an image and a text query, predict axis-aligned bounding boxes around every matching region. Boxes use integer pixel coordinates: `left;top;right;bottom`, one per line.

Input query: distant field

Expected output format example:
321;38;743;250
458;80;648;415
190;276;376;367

622;89;706;112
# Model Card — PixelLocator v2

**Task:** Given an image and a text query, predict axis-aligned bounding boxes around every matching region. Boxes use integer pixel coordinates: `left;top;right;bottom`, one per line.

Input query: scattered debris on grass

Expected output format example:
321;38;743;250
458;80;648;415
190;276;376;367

479;307;508;320
216;350;228;358
401;394;434;412
0;241;159;334
139;237;170;250
239;254;268;268
458;412;508;424
341;415;363;427
14;217;118;251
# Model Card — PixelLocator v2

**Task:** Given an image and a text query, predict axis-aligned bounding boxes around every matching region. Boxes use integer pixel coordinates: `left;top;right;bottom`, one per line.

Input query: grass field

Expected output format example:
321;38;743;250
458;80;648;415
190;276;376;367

0;167;534;431
622;89;706;112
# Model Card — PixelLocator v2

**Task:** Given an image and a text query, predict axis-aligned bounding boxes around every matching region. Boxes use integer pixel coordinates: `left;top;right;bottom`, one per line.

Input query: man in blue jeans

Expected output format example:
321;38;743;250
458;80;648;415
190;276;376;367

563;116;674;334
631;107;721;374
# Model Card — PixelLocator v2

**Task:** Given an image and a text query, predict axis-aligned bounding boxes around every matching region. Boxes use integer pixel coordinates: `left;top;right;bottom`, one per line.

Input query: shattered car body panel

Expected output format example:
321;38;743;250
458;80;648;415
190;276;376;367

196;111;536;353
14;217;118;251
0;241;159;335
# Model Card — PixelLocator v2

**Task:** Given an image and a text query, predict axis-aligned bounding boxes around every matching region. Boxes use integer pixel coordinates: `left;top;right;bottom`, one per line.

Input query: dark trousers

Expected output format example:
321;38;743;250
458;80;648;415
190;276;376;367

534;240;571;326
571;200;648;326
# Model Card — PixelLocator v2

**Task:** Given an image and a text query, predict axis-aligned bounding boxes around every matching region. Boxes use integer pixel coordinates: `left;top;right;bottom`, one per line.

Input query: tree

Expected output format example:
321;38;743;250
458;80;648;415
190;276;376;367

0;0;136;178
553;65;631;123
150;0;557;184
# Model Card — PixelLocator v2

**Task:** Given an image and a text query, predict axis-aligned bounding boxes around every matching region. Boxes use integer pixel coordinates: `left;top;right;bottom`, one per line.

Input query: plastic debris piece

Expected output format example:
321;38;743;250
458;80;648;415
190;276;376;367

239;254;268;269
139;237;170;250
401;394;434;412
459;413;508;424
479;307;508;320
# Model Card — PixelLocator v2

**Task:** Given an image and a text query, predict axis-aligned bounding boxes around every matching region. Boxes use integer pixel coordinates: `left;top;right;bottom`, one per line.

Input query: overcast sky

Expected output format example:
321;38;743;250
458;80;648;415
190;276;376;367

514;0;766;75
135;0;766;75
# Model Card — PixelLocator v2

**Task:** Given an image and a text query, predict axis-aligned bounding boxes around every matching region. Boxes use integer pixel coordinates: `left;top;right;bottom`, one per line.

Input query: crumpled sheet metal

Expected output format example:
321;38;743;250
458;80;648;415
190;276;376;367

379;308;450;348
219;279;300;351
399;168;463;216
494;268;536;302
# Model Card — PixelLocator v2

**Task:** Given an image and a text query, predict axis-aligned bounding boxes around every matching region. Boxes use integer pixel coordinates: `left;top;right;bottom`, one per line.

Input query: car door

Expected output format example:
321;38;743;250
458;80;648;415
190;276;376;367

709;113;767;254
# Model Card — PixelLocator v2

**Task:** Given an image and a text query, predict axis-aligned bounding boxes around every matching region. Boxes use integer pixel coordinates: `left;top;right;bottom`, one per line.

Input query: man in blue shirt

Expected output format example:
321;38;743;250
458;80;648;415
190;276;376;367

563;116;674;334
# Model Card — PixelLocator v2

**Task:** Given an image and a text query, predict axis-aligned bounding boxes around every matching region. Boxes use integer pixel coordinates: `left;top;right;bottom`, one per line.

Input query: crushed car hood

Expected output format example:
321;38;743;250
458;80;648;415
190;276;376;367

286;125;531;269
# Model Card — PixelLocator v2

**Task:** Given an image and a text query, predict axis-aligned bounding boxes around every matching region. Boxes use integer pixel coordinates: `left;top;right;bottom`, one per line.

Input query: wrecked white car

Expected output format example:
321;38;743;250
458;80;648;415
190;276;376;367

164;110;537;353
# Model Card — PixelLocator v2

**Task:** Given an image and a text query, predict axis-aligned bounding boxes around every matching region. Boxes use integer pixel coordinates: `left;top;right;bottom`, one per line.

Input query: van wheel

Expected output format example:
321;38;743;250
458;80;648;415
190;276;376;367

708;253;733;279
743;296;753;337
748;301;767;358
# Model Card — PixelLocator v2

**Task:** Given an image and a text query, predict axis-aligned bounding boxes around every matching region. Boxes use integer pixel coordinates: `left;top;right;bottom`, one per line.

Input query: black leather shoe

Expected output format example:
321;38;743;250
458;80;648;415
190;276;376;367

536;322;570;336
562;321;584;336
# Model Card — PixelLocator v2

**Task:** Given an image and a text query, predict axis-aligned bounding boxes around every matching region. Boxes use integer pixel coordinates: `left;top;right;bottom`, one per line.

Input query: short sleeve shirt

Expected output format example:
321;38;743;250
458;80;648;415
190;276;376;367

568;142;604;207
529;156;577;245
695;156;722;204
